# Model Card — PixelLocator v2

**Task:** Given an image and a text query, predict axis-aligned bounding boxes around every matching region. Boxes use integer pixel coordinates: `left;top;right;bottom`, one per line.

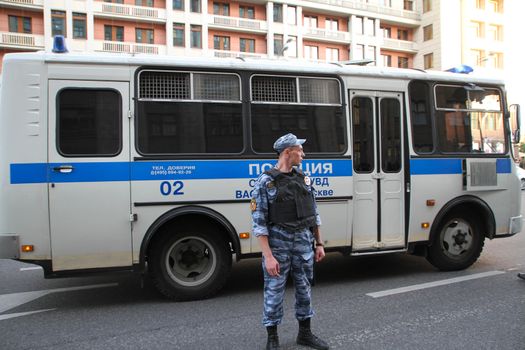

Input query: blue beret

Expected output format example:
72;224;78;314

273;133;306;153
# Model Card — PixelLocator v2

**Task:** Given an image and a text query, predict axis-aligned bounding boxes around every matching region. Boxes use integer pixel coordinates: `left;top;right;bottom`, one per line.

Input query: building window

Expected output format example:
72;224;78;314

287;36;297;57
304;45;318;60
470;21;484;38
173;23;184;47
190;0;201;13
73;13;87;39
487;24;502;41
105;25;124;41
287;6;297;25
476;0;485;9
423;0;432;12
398;56;409;68
240;6;254;19
423;24;433;41
489;0;502;13
364;18;375;35
51;10;66;37
273;4;283;23
366;46;376;63
240;38;255;53
173;0;183;10
382;54;392;67
487;52;503;69
471;49;483;66
325;48;339;62
382;27;391;38
213;35;230;50
274;34;283;55
190;25;202;48
8;16;32;34
213;2;229;16
354;44;364;60
424;53;433;69
397;29;408;40
326;18;339;31
354;17;363;35
404;0;413;11
136;28;154;44
304;16;318;28
135;0;154;6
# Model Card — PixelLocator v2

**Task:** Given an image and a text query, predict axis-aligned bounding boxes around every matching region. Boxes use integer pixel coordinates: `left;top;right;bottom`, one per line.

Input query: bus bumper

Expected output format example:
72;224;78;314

508;215;523;236
0;234;19;259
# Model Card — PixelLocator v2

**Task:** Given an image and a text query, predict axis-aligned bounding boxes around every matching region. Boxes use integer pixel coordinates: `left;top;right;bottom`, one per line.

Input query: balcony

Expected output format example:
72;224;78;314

209;15;267;33
0;0;43;9
303;27;350;43
212;49;266;59
305;0;420;22
93;2;166;23
95;40;166;55
382;37;417;53
0;32;44;50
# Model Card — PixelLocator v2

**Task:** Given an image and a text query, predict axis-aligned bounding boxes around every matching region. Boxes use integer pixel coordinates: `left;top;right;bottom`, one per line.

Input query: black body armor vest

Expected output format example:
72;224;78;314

265;168;317;230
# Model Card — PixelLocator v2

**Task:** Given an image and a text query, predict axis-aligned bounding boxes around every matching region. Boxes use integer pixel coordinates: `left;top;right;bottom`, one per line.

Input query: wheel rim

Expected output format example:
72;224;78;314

440;218;473;259
165;236;217;287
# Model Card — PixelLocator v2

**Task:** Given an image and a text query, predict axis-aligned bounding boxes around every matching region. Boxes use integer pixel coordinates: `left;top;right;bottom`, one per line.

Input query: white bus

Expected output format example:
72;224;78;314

0;50;522;300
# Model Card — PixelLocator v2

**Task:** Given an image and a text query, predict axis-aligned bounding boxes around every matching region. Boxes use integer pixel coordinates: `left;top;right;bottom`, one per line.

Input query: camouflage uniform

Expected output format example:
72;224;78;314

252;169;322;327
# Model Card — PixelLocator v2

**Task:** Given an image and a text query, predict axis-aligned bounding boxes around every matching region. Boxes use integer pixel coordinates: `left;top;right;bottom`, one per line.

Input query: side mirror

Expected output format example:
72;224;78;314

510;104;521;143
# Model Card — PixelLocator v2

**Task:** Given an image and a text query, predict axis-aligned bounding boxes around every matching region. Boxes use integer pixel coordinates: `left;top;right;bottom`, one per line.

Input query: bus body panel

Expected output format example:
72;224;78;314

0;57;51;260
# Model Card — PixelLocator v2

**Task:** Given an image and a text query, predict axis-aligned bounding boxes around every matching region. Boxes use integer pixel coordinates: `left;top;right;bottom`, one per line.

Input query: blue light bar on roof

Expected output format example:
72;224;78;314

52;35;68;53
445;64;473;74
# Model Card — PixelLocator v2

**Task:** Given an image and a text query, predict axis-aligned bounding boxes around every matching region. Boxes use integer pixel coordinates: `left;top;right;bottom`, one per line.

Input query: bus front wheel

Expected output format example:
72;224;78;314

149;231;232;300
426;212;484;271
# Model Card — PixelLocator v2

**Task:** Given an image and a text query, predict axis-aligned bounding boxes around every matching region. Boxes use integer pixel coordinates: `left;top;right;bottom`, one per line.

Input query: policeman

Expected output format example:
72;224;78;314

251;133;329;350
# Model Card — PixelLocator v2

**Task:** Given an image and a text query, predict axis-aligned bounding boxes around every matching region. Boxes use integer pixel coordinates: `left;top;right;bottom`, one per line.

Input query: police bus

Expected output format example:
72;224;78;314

0;46;522;300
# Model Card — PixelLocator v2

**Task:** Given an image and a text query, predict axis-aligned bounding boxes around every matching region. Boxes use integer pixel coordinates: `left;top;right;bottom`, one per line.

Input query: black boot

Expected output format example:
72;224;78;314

266;325;280;350
296;318;329;350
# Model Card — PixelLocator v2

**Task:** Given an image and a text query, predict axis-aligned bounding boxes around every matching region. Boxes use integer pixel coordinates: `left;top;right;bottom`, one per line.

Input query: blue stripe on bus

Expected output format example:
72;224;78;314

10;158;512;184
410;158;462;175
9;159;353;184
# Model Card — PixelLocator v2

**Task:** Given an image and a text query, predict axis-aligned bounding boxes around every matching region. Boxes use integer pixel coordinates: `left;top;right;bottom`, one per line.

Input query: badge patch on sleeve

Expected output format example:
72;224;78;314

304;176;311;186
250;198;257;211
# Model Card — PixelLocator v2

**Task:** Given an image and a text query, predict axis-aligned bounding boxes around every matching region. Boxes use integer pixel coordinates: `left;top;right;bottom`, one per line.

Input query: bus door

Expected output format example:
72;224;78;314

350;90;405;251
48;80;132;271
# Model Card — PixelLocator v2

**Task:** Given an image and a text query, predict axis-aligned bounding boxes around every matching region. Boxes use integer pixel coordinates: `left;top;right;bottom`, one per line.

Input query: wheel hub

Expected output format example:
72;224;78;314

442;219;473;257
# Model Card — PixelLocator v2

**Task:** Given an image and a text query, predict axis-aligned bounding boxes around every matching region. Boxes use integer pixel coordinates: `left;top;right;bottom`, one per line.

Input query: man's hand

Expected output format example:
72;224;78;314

265;255;280;277
315;245;325;262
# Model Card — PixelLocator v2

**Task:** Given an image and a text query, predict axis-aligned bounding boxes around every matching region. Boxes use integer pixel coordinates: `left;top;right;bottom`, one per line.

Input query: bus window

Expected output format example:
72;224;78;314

250;75;346;153
58;88;121;156
409;80;434;153
136;71;243;154
352;97;374;172
380;98;401;172
434;85;504;154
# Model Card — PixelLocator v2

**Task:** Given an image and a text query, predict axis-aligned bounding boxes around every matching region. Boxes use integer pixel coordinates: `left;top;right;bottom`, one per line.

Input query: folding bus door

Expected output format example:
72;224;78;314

350;90;406;251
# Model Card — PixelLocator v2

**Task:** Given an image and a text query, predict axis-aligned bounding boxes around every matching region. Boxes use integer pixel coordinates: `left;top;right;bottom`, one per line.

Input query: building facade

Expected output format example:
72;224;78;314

0;0;422;71
1;0;518;107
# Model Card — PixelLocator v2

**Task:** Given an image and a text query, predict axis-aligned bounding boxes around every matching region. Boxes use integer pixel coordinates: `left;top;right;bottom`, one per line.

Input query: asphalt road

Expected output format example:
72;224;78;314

1;197;524;350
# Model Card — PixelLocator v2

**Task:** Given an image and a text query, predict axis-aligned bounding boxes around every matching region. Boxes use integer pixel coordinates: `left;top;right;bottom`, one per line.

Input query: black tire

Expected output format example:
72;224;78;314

426;211;484;271
149;231;232;301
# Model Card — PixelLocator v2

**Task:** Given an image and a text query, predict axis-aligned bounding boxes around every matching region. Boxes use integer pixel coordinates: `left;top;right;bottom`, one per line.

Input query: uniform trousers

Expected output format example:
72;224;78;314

262;227;315;327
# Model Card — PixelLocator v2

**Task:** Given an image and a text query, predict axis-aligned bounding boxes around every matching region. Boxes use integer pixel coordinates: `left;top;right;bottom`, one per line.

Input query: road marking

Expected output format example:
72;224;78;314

0;283;118;316
20;267;43;271
0;309;56;321
366;271;505;298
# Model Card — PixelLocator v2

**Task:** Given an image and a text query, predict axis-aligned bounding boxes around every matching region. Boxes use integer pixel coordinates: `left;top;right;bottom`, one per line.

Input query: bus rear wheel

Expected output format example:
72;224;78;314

426;212;484;271
149;231;232;301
